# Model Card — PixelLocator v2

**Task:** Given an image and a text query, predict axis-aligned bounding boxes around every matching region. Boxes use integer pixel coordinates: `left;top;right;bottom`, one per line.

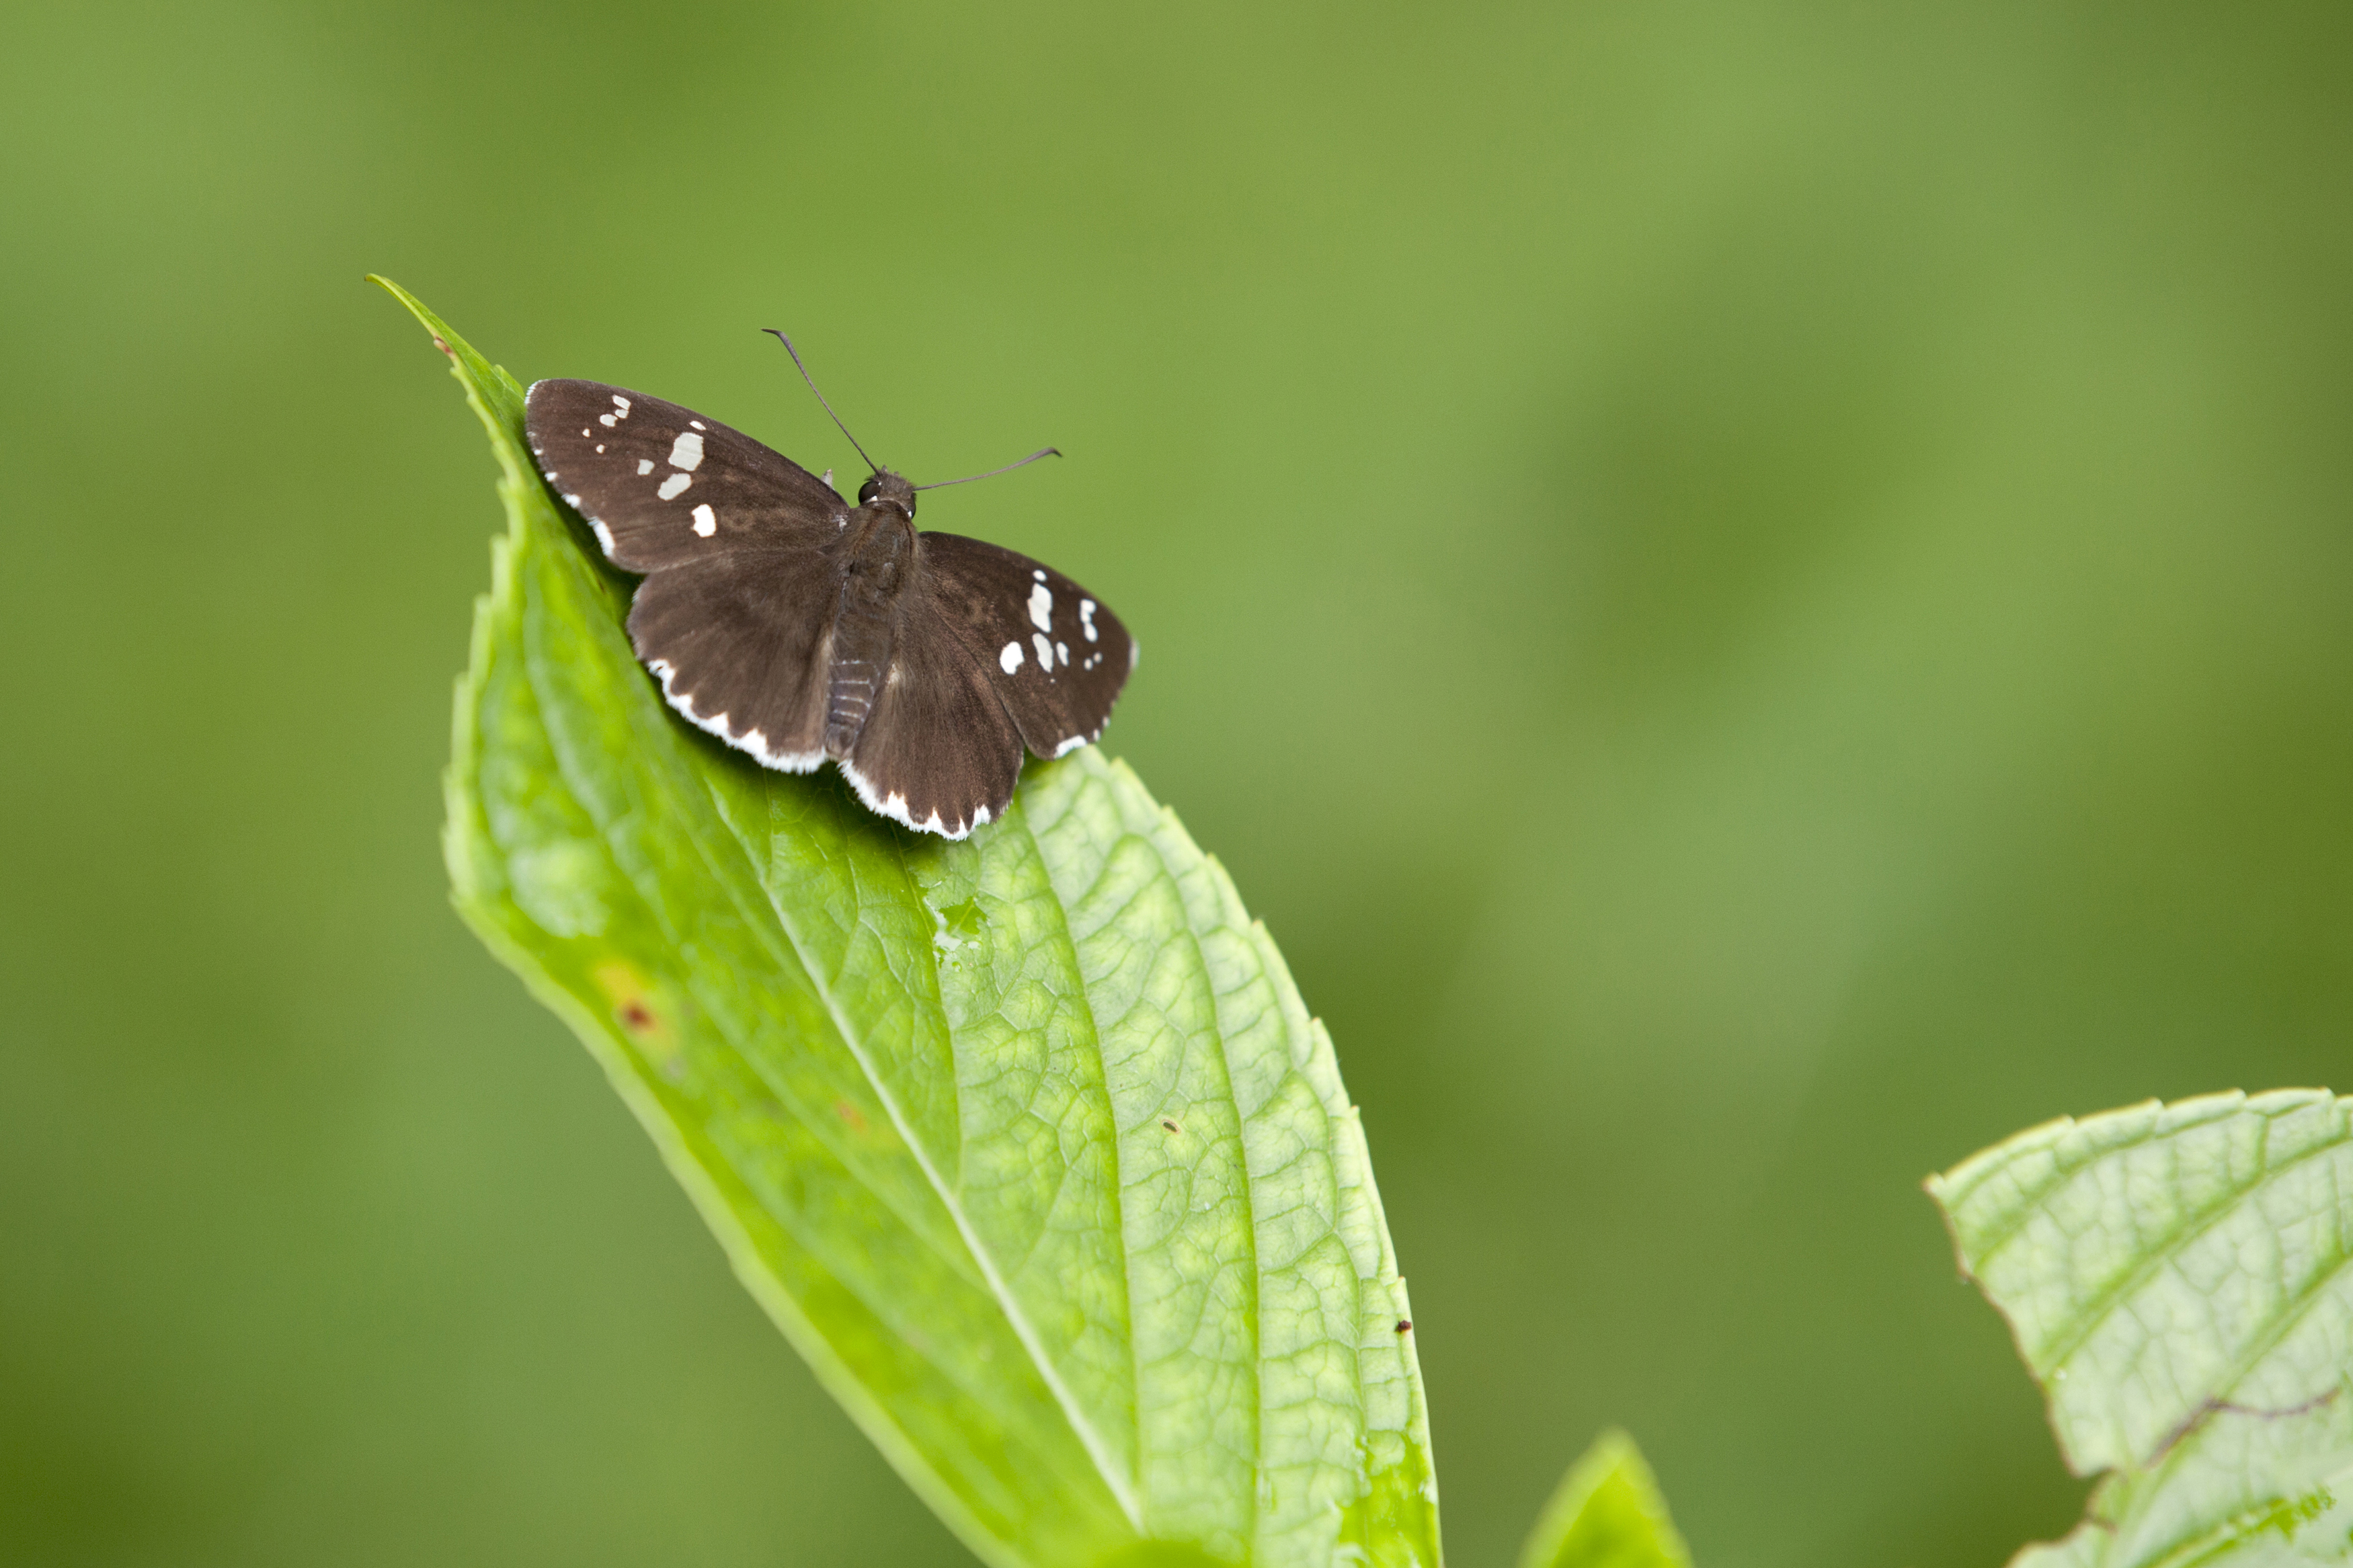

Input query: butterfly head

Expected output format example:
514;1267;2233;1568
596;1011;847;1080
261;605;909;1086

858;469;917;518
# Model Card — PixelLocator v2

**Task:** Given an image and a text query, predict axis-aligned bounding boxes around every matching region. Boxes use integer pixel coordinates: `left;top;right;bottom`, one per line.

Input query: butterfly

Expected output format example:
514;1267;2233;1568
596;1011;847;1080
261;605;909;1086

523;365;1134;839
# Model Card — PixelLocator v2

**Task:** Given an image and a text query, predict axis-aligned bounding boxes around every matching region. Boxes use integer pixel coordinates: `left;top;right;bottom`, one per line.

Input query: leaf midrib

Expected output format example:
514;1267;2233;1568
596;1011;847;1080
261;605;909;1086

1037;774;1277;1558
731;773;1150;1530
1000;811;1160;1532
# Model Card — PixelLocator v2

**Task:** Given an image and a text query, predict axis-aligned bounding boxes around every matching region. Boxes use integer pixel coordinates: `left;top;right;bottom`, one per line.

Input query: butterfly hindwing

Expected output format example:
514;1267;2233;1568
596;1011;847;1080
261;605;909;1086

622;549;840;770
917;532;1135;761
525;378;848;569
841;597;1026;837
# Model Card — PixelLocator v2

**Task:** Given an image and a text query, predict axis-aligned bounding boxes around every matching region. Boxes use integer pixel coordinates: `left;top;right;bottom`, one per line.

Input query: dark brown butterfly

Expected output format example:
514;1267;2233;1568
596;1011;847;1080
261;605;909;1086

523;370;1133;839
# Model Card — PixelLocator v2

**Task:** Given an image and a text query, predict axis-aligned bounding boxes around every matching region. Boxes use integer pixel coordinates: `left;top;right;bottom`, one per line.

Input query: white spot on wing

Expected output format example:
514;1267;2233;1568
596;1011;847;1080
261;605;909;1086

1052;735;1088;757
612;396;631;417
1033;569;1046;581
598;414;617;427
657;472;692;500
689;419;705;430
668;431;705;471
691;503;717;536
594;444;605;454
1033;631;1053;668
1080;600;1098;641
1056;641;1068;665
637;459;654;475
1000;641;1024;673
1027;581;1053;631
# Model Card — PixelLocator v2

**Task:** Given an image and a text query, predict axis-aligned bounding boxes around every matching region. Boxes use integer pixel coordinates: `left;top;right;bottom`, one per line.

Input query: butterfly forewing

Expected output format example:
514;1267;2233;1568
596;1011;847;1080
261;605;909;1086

525;379;846;569
918;532;1135;760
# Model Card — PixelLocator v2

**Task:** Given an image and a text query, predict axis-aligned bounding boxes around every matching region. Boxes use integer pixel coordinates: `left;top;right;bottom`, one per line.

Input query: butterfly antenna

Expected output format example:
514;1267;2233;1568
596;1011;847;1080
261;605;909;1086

914;448;1062;491
762;329;879;475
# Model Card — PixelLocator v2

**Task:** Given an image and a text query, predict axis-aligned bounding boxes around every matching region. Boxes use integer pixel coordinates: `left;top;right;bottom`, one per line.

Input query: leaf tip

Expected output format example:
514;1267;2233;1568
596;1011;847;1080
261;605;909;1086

1519;1429;1693;1568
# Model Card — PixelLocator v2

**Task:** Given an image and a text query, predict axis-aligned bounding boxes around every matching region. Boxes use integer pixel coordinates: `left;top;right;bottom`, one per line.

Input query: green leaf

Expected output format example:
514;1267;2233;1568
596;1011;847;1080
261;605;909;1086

374;277;1441;1568
1929;1090;2353;1567
1517;1430;1692;1568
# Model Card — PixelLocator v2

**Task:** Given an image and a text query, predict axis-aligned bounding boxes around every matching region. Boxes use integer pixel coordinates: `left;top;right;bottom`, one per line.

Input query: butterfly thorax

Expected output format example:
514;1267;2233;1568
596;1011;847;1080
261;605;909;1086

823;497;919;755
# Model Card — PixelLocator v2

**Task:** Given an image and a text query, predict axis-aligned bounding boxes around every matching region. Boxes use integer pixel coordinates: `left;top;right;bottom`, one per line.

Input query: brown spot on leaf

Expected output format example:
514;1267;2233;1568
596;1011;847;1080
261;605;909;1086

1395;1319;1412;1333
836;1101;869;1134
589;960;678;1066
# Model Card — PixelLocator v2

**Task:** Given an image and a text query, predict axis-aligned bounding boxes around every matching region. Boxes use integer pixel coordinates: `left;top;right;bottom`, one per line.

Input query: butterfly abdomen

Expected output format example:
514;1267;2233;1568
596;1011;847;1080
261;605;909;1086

824;661;879;754
822;506;916;755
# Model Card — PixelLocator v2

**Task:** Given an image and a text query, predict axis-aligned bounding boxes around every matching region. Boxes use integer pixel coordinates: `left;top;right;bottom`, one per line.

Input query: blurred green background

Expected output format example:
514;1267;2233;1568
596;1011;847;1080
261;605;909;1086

7;2;2352;1564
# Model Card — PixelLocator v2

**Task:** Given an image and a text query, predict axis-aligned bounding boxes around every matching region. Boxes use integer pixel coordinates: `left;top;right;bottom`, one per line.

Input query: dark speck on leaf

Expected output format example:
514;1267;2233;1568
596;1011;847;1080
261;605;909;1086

1395;1320;1412;1333
1161;1118;1180;1134
619;1000;655;1031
